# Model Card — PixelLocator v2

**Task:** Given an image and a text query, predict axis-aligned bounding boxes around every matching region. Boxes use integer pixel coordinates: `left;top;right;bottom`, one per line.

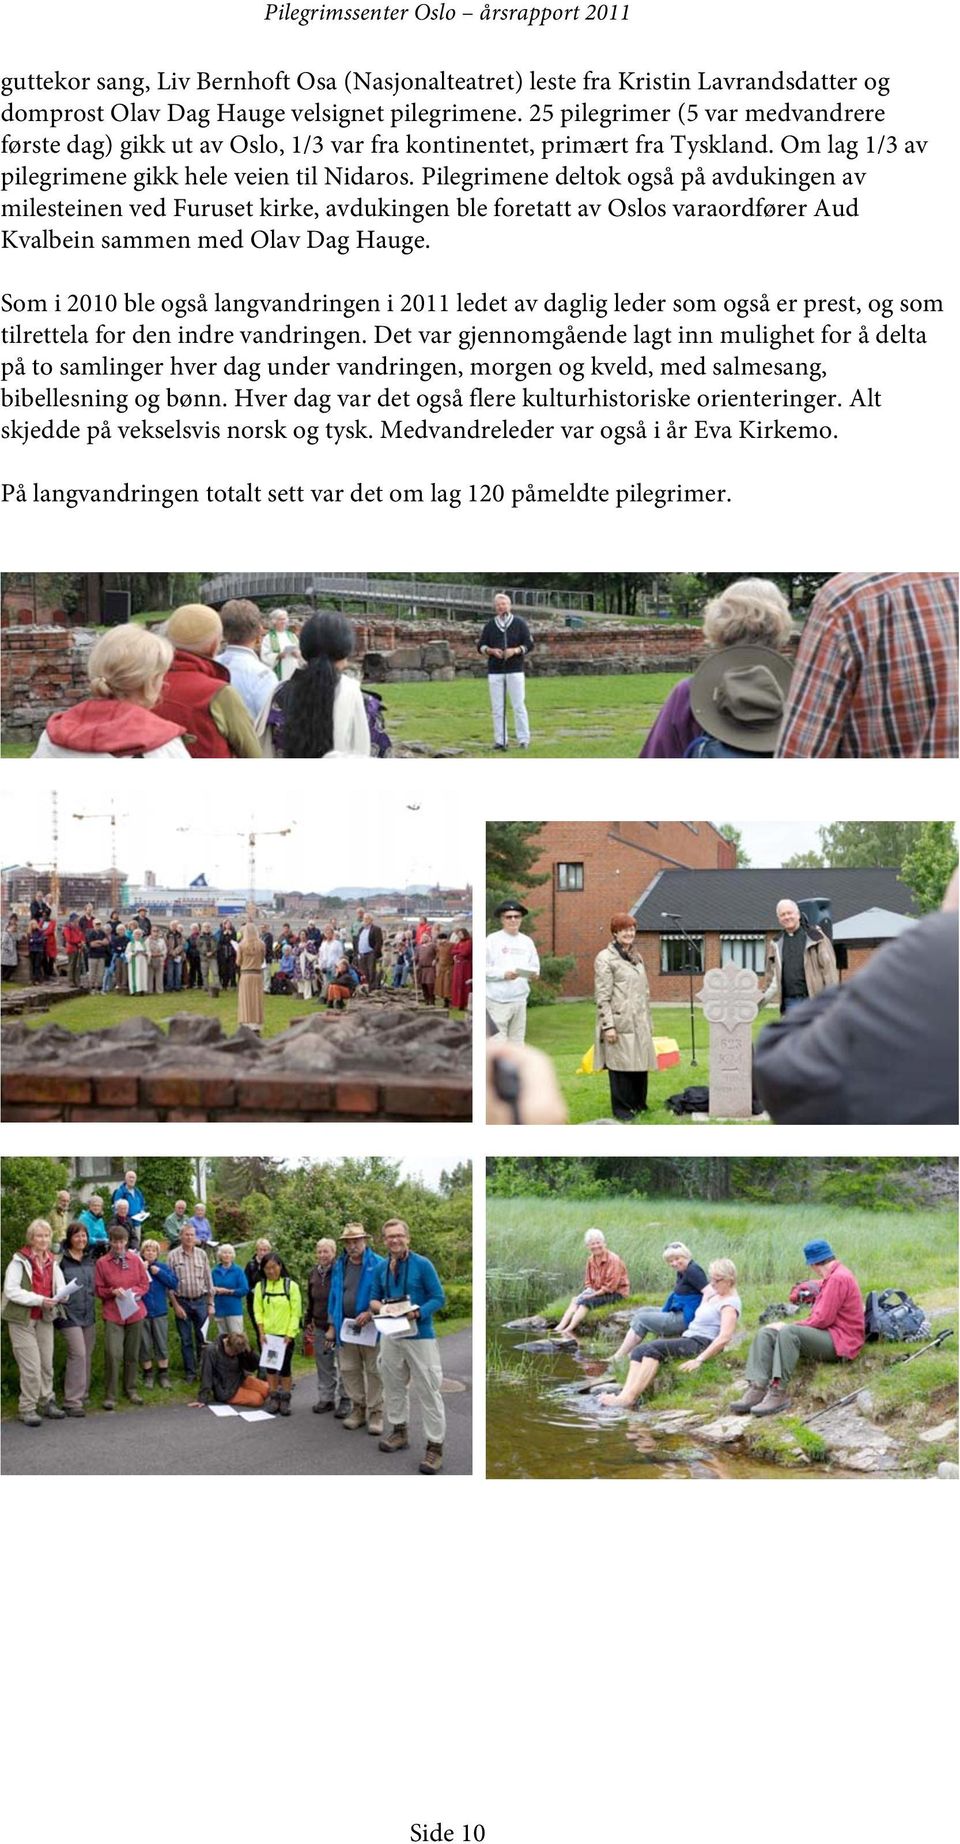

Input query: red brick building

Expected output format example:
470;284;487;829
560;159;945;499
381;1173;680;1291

526;822;736;995
521;824;918;999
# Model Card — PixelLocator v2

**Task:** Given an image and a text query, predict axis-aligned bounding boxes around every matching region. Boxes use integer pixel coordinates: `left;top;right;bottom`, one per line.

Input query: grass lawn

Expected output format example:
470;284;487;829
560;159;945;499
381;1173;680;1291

10;986;468;1038
1;740;33;759
1;668;684;758
525;999;770;1124
384;671;682;756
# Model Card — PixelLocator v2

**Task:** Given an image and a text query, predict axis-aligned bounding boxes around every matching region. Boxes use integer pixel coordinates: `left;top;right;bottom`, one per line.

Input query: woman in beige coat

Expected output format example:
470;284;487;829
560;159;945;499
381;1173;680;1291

236;923;265;1032
594;913;658;1121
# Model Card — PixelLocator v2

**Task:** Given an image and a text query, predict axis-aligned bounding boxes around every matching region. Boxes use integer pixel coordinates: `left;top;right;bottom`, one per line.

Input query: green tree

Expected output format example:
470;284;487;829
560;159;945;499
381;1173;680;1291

782;850;825;870
816;822;924;871
486;821;549;924
209;1157;286;1202
130;1157;198;1227
718;824;751;866
900;822;959;913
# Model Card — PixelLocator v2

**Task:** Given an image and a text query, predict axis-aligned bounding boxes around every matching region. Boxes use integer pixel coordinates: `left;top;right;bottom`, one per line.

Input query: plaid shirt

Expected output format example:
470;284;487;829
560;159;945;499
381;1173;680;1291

776;574;958;757
166;1243;213;1306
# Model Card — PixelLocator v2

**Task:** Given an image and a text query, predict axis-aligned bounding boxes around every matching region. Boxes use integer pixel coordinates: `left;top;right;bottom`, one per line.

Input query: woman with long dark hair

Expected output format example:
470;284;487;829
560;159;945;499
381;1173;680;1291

265;612;371;758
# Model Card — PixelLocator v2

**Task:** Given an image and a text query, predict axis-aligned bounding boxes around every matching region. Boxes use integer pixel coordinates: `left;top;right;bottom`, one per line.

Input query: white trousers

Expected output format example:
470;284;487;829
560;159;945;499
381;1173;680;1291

486;996;528;1043
488;673;530;746
378;1336;446;1445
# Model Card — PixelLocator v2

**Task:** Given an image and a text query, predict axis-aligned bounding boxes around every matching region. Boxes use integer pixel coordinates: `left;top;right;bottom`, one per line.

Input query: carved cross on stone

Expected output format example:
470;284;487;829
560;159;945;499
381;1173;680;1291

697;962;760;1118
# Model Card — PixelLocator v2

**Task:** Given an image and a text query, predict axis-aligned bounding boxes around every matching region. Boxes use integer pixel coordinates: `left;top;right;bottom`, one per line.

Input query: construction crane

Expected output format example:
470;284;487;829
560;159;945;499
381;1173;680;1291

177;822;294;907
71;802;129;912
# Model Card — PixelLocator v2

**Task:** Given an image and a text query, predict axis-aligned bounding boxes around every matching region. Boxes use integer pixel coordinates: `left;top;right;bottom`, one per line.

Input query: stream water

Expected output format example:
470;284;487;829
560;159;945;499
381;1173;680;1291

487;1337;817;1481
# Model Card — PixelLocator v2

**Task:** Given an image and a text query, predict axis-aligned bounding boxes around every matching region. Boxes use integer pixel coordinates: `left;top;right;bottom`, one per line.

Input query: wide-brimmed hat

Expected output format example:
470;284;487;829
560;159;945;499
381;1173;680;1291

688;646;793;753
803;1239;835;1265
339;1224;368;1241
494;898;529;917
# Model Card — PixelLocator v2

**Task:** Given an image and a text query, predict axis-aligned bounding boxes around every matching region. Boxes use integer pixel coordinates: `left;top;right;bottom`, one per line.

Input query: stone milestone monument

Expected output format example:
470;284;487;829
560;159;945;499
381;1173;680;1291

696;962;760;1119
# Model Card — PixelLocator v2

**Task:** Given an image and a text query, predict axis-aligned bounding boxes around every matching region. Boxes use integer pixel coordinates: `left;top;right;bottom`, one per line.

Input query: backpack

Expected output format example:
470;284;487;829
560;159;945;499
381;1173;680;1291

789;1280;821;1306
665;1085;764;1116
863;1289;930;1343
683;732;770;759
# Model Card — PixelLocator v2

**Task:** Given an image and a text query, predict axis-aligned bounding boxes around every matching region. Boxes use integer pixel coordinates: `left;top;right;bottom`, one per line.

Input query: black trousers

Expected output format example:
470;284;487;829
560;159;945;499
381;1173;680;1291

608;1069;649;1120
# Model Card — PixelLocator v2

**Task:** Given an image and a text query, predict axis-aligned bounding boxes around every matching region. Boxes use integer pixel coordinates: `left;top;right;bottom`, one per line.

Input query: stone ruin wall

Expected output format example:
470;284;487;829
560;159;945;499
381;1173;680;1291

1;622;709;737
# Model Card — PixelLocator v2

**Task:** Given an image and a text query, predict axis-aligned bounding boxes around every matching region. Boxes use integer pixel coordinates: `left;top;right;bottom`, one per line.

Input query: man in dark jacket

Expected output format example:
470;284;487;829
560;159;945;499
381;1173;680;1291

753;878;958;1124
477;592;534;752
357;913;383;991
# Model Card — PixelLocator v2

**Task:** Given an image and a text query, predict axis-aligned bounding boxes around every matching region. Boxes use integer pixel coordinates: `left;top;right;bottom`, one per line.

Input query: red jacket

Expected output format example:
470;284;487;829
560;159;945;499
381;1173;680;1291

450;937;473;1011
800;1260;864;1359
153;651;232;759
64;923;85;952
44;700;186;757
94;1250;150;1325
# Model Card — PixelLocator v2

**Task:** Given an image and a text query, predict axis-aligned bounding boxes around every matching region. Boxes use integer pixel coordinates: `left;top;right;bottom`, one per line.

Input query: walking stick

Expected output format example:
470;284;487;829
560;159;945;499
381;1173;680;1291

803;1329;953;1424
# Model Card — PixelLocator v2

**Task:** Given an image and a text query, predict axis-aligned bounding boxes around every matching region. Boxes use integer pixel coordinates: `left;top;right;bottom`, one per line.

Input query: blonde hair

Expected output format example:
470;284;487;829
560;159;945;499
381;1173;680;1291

663;1241;692;1260
87;625;173;703
709;1258;737;1284
702;578;793;651
382;1218;410;1237
25;1217;52;1246
315;1237;337;1257
140;1239;159;1259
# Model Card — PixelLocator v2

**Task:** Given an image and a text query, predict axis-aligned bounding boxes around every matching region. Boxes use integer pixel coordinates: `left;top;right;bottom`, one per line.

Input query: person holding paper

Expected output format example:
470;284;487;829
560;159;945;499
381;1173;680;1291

56;1221;99;1415
252;1254;302;1415
165;1225;216;1385
94;1225;150;1410
1;1218;68;1427
112;1170;147;1223
138;1240;178;1390
327;1223;384;1435
372;1219;447;1475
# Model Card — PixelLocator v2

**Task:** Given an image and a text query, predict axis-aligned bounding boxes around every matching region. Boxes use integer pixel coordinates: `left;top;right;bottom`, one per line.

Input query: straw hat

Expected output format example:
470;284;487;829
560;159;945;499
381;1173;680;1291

339;1223;368;1241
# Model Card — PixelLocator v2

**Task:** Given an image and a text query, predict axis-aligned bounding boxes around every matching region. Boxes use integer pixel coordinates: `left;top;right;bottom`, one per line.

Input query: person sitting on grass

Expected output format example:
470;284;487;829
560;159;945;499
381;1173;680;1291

138;1239;177;1390
193;1331;272;1410
600;1259;741;1407
731;1239;864;1418
553;1228;630;1340
612;1241;709;1362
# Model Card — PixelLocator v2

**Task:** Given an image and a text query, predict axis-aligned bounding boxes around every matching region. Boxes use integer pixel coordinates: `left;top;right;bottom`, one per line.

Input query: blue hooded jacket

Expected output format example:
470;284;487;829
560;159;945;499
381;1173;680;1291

374;1252;445;1341
143;1260;177;1318
328;1247;381;1343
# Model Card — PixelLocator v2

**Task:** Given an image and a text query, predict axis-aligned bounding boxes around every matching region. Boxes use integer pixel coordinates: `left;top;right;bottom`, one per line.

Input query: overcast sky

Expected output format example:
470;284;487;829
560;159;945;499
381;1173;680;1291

731;823;823;864
1;774;470;890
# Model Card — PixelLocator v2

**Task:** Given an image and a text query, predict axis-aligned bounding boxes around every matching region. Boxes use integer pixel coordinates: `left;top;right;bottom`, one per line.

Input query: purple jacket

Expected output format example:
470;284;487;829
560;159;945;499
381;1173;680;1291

640;679;700;758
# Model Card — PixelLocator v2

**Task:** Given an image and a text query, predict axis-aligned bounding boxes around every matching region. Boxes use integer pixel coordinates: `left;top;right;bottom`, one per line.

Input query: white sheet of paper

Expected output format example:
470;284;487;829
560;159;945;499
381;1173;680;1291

201;1318;210;1340
116;1289;139;1322
341;1318;378;1347
208;1404;238;1417
239;1409;275;1422
52;1278;79;1304
260;1333;287;1369
376;1316;412;1337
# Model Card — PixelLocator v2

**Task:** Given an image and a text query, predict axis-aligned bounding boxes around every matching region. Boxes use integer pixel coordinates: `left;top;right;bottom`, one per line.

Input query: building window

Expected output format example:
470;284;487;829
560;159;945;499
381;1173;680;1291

660;935;703;974
556;862;584;892
721;935;766;973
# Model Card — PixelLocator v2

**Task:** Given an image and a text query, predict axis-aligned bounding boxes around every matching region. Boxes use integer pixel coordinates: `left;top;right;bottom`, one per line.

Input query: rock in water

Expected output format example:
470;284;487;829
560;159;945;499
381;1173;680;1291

698;1416;750;1445
503;1316;548;1331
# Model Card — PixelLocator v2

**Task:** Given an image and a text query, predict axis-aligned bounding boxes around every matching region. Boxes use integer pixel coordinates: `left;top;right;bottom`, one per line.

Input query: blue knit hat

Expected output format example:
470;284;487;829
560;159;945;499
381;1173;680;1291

803;1239;835;1265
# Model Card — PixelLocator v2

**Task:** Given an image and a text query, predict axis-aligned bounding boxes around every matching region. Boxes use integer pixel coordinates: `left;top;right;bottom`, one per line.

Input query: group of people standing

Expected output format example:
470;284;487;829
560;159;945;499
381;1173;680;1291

2;1195;451;1473
548;1228;865;1417
32;602;382;761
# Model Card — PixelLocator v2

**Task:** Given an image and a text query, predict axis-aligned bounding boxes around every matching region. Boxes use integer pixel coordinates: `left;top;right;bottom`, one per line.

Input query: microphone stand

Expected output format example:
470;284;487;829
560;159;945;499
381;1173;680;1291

663;913;699;1066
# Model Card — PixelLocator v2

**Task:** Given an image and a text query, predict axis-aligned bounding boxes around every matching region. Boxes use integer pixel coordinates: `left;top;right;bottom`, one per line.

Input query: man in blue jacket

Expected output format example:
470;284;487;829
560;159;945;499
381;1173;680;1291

112;1169;147;1226
372;1218;446;1474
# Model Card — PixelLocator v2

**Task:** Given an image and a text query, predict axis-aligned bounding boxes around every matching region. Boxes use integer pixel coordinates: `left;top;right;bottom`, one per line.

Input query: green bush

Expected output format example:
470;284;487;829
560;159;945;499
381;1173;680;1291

527;953;576;1007
438;1281;472;1320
